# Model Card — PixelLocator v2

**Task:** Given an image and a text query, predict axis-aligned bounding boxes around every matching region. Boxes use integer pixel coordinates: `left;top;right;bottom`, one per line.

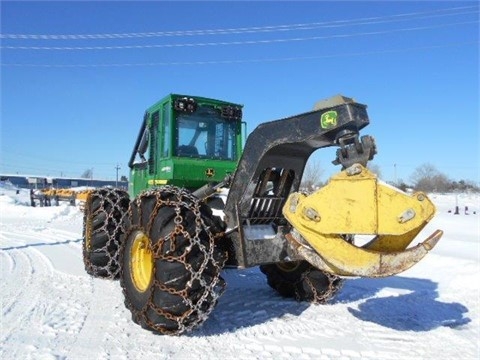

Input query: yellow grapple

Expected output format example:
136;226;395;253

283;164;443;278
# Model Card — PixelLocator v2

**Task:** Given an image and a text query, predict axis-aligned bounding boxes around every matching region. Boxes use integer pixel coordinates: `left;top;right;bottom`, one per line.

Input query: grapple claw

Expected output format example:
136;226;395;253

283;165;443;278
285;230;443;277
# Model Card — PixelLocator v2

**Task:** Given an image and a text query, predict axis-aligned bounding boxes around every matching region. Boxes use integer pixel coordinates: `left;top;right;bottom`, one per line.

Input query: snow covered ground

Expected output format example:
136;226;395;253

1;187;479;359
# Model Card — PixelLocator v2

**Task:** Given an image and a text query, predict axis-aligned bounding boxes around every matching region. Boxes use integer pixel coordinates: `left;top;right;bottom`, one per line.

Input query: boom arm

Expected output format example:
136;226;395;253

225;96;372;224
224;96;375;267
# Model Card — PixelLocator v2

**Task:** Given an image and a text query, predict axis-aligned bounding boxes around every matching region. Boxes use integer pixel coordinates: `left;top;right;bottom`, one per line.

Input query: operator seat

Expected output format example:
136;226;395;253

177;145;199;156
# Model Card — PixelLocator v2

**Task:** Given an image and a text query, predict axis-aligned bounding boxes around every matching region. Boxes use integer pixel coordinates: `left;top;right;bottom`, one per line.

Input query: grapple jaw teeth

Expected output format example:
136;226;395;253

283;164;443;278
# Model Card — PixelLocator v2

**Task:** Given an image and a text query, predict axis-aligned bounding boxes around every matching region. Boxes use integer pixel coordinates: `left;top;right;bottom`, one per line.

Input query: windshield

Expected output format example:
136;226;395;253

175;105;238;161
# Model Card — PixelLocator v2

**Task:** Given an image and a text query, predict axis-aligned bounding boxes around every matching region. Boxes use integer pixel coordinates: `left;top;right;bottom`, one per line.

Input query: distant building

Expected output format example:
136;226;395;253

0;174;127;190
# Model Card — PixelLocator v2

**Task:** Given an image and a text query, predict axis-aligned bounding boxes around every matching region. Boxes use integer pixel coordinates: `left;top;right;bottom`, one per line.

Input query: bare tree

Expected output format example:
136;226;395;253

410;163;450;192
301;160;324;192
81;168;93;179
411;163;436;183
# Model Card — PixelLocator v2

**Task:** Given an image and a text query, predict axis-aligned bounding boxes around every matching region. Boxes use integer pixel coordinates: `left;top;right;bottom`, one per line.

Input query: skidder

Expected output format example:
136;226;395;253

82;94;442;334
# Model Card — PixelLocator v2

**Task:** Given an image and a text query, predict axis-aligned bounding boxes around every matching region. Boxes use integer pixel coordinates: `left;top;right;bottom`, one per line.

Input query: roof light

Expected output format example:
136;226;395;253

221;106;242;121
174;97;197;113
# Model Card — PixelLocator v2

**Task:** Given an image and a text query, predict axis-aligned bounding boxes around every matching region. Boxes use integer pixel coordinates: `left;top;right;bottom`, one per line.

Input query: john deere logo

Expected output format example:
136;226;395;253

205;168;215;177
321;110;338;129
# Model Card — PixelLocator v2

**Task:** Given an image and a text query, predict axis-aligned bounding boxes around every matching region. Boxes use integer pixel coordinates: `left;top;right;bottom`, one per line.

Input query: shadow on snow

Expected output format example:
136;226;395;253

194;269;470;336
1;238;82;250
337;276;471;331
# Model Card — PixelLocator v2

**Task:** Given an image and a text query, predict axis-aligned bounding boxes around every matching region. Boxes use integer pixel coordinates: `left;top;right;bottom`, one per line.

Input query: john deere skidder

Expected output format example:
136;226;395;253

82;93;442;335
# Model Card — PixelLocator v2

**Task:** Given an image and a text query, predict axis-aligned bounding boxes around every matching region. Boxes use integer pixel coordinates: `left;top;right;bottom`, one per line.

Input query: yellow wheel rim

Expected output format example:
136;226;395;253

130;231;153;292
276;261;301;273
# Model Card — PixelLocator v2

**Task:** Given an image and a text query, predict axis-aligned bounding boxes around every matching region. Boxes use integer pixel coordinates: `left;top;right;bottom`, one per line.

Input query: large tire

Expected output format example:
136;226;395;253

260;261;343;303
120;186;227;335
82;188;130;279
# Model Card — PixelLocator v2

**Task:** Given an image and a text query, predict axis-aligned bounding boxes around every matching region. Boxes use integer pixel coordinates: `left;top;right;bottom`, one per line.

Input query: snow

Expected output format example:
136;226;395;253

1;189;479;359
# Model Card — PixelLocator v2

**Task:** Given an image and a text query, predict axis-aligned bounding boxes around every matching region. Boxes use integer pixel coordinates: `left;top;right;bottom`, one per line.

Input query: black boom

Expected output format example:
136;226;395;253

223;96;375;267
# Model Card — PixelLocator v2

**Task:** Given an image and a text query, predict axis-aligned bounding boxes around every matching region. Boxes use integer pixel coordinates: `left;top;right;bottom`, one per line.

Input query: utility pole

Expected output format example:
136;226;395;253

115;164;121;187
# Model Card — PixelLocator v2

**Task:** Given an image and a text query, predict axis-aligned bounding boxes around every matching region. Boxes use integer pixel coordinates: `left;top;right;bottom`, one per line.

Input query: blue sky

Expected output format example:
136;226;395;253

1;1;478;184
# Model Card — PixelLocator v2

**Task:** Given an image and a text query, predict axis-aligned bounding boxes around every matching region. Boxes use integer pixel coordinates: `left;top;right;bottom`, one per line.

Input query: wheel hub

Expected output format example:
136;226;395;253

130;231;153;292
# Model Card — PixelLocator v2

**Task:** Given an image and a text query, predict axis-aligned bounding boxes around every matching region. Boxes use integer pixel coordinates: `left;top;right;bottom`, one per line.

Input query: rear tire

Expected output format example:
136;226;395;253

260;261;343;303
120;186;227;335
82;188;130;279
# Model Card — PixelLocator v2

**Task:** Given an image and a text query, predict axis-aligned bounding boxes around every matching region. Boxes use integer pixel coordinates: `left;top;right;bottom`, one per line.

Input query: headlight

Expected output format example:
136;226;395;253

221;106;242;120
174;97;197;113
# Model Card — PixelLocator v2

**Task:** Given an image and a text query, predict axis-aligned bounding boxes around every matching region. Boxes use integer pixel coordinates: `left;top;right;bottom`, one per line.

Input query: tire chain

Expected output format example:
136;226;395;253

300;235;355;304
287;229;347;304
83;188;129;279
298;268;344;304
122;186;227;335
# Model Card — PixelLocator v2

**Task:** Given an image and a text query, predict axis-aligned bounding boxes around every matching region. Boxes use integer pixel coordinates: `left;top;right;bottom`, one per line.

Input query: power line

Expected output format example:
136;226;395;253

2;20;477;51
1;5;476;40
2;41;477;68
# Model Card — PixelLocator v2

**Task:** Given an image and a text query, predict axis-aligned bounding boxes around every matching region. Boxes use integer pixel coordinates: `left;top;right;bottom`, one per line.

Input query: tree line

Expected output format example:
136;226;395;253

301;162;479;193
397;163;479;193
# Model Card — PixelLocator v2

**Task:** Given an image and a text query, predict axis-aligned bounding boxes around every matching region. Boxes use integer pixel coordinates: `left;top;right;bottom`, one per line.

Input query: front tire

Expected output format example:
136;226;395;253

82;188;130;279
120;186;227;335
260;261;343;303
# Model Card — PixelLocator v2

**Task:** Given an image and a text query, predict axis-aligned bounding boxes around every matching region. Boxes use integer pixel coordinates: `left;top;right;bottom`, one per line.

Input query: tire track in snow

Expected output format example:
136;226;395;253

0;226;90;359
1;227;84;276
1;250;36;322
0;243;54;358
66;278;129;359
24;223;122;357
22;218;136;358
0;231;53;318
0;233;16;273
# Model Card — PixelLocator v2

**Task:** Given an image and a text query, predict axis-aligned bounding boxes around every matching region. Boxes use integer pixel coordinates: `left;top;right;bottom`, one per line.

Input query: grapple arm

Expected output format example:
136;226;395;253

283;164;443;277
222;94;442;274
